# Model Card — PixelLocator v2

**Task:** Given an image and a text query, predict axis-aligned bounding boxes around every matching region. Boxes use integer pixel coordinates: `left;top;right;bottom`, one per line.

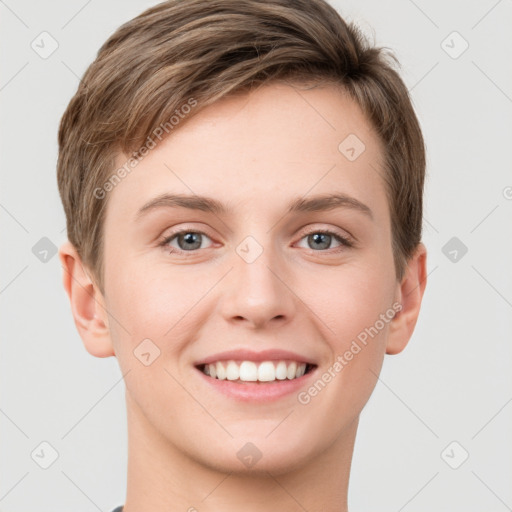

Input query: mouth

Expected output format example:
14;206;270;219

196;359;317;383
193;349;318;401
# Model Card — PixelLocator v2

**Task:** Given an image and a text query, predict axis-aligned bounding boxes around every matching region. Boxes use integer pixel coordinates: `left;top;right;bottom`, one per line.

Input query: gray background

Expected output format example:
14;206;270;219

1;0;511;510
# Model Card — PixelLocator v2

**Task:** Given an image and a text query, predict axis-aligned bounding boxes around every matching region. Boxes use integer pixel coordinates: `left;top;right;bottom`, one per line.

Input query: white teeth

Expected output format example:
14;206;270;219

201;360;310;382
216;361;227;380
226;361;239;380
295;363;306;378
239;361;258;381
258;361;275;381
287;362;297;380
275;361;288;380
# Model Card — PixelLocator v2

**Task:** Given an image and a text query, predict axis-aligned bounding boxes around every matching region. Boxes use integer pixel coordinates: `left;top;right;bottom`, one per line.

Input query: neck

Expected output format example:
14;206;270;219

122;392;355;512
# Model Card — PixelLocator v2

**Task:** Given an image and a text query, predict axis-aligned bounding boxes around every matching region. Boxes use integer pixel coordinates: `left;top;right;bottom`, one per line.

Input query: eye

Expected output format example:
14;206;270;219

158;227;354;256
159;230;213;253
295;229;353;252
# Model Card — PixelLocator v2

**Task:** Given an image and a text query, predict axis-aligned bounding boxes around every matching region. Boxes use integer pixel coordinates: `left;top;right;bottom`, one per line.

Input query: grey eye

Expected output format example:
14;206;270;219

307;233;333;250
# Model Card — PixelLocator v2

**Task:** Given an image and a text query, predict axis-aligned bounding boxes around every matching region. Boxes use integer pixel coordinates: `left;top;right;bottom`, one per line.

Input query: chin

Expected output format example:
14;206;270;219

186;425;322;476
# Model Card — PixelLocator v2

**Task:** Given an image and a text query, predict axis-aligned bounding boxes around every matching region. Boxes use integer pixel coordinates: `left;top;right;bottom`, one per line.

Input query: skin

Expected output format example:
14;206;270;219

59;82;427;512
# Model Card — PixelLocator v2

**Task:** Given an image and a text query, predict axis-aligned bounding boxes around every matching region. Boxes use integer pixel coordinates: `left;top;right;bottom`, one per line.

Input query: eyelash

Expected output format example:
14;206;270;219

158;227;354;255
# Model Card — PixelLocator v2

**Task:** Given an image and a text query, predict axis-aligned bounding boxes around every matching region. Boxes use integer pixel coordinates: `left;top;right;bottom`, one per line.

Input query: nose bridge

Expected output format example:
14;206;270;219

220;231;295;328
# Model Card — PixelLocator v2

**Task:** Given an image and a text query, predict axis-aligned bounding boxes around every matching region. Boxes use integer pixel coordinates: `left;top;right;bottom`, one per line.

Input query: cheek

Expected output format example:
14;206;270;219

302;259;395;343
103;268;202;423
304;262;395;406
103;259;201;359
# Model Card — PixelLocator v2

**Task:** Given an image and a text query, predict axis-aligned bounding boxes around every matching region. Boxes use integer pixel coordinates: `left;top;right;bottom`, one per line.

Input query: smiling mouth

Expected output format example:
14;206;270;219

196;360;316;383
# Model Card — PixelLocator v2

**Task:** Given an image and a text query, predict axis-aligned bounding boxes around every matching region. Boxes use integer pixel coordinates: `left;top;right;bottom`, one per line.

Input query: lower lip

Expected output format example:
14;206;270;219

195;366;317;402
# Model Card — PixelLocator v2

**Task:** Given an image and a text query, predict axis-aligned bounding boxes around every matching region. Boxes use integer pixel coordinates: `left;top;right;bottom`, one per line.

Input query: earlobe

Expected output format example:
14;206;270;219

386;243;428;355
58;241;115;358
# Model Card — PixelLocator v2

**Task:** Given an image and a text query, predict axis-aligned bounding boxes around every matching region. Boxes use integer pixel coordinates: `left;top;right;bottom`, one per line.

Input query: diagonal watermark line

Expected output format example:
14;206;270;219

398;472;439;511
164;164;232;233
61;471;102;511
371;370;439;438
265;409;295;438
163;267;234;337
60;263;132;336
266;164;337;234
0;265;29;295
471;0;503;29
60;60;88;90
0;472;29;502
201;472;233;502
472;471;512;511
472;61;512;104
0;62;29;92
61;369;131;439
266;471;310;511
290;85;336;131
404;264;438;299
407;0;439;28
470;204;499;233
471;265;512;308
163;367;233;438
409;62;439;92
0;408;29;438
266;265;336;335
368;161;387;182
0;203;29;232
61;0;92;29
424;217;439;234
472;396;512;439
0;1;29;28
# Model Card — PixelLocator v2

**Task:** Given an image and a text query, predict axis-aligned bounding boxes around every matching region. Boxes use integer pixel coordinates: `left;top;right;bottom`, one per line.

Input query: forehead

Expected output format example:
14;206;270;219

106;82;387;223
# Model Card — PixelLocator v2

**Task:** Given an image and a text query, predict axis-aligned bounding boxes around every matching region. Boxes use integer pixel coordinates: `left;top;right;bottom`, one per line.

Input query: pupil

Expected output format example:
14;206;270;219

310;233;330;250
181;232;201;250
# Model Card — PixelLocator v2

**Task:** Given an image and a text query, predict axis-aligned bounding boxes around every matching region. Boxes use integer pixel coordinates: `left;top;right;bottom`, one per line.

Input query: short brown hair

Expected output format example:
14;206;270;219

57;0;425;293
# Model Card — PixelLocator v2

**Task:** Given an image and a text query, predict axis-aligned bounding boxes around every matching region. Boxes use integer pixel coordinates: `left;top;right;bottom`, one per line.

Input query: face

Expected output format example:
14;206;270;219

96;82;406;474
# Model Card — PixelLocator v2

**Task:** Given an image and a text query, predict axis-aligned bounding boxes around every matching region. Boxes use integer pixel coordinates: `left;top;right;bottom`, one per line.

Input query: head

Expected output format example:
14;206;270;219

58;0;427;476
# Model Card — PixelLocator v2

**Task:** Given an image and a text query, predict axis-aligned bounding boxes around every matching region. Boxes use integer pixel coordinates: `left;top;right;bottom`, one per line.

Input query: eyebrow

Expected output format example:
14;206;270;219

135;192;373;221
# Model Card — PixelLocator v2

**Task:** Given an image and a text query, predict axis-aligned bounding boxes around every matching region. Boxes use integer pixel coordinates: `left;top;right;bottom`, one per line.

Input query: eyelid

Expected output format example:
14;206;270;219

296;224;356;245
158;225;216;251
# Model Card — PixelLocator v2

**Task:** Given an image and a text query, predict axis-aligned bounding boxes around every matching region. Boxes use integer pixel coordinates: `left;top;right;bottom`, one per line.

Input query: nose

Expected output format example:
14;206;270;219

219;238;296;330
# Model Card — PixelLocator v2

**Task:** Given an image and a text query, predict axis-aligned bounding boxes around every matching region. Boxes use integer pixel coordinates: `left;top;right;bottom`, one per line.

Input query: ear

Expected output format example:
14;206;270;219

386;243;427;355
58;241;114;358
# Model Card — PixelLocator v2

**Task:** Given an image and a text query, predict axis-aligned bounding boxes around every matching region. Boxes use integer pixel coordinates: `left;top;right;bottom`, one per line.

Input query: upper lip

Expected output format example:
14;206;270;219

194;348;317;367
